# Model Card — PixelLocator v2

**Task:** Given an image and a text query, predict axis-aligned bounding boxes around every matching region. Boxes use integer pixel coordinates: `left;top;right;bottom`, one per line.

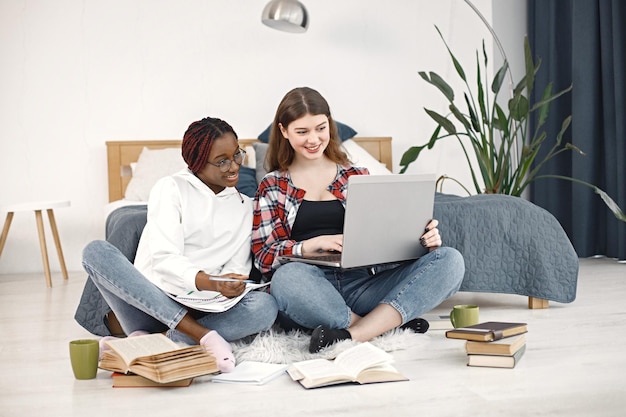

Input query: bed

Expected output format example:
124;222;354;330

75;136;579;337
105;137;393;203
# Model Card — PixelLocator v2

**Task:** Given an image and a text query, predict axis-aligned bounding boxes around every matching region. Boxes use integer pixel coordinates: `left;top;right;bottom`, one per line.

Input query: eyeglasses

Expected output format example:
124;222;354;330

207;149;246;172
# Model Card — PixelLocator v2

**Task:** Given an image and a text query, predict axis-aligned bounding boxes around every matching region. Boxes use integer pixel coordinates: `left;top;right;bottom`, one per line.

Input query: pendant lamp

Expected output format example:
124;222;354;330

261;0;309;33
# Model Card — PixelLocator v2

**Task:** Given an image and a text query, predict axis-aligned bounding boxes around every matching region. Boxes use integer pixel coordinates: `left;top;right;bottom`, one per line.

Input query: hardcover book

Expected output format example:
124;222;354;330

465;334;526;356
111;372;194;388
467;344;527;368
445;321;527;342
287;342;408;389
99;333;218;384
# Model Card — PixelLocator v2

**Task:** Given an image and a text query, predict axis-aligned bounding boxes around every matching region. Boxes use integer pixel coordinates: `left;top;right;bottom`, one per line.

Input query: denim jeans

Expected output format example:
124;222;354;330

81;240;278;343
269;246;464;330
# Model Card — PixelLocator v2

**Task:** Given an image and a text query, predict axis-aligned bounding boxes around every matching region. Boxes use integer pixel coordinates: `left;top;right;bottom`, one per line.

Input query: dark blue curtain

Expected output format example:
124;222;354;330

528;0;626;260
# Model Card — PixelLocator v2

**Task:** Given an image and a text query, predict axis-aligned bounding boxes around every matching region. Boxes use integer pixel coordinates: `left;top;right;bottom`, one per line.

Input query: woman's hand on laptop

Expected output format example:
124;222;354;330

302;234;344;255
420;219;442;251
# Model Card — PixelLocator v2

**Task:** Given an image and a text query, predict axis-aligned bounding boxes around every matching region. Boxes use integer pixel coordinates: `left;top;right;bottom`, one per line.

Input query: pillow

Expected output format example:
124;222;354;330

257;121;357;143
341;139;392;175
124;147;186;201
236;166;258;198
243;145;256;169
252;140;392;182
253;142;270;184
124;147;259;201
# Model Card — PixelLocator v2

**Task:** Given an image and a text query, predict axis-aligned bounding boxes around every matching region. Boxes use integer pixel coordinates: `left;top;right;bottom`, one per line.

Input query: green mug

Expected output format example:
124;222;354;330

69;339;99;380
449;304;479;328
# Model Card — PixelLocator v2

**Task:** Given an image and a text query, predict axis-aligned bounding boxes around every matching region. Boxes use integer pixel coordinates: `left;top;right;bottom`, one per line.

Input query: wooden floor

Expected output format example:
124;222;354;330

0;257;624;417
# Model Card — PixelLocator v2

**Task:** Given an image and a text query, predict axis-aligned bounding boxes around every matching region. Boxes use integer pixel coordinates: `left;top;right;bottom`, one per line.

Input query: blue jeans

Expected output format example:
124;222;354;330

270;247;464;330
81;240;278;343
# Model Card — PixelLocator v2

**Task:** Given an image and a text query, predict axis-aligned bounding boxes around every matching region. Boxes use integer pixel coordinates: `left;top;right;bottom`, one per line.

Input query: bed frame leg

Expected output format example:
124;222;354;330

528;296;549;309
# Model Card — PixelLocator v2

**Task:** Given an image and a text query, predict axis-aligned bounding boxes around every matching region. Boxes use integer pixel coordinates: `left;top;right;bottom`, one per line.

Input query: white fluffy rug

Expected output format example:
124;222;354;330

231;328;430;364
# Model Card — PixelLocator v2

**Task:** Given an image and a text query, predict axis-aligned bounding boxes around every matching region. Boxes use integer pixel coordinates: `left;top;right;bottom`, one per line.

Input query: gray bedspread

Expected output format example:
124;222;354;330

74;205;149;336
74;193;578;336
433;193;578;303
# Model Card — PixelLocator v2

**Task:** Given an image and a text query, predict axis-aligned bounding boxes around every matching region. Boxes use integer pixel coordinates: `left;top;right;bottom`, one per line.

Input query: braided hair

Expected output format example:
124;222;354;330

182;117;238;174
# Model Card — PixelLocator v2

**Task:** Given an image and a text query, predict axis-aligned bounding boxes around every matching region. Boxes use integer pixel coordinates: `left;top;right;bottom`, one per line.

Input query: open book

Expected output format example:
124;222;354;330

99;333;218;384
287;342;408;389
173;282;270;312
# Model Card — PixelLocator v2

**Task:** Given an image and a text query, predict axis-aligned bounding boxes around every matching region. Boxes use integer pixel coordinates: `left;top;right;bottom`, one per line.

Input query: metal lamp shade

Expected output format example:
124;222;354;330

261;0;309;33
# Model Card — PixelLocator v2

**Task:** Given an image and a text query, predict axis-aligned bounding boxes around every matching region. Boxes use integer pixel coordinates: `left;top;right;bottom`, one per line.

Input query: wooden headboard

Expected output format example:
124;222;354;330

105;137;392;202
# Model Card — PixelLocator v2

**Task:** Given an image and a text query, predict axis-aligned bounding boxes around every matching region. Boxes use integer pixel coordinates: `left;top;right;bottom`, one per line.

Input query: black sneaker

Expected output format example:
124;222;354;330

400;318;430;333
308;326;351;353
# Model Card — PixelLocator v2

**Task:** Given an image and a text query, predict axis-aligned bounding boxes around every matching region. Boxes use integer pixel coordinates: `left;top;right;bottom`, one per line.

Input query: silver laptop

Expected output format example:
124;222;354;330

276;174;436;269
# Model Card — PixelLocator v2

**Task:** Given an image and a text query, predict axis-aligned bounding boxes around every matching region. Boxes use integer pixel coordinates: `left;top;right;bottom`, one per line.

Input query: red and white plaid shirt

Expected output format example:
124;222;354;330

252;165;369;276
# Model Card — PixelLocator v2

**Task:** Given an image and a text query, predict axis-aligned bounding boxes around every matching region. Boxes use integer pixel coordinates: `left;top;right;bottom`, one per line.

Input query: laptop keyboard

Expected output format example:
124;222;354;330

310;253;341;262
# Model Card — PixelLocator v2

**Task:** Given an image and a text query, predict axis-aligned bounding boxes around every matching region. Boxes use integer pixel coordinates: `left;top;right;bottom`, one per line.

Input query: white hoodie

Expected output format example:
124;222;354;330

134;168;253;297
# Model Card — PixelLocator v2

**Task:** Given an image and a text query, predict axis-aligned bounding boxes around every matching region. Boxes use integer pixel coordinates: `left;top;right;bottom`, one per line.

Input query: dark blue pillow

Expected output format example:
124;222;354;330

236;165;258;198
257;121;357;143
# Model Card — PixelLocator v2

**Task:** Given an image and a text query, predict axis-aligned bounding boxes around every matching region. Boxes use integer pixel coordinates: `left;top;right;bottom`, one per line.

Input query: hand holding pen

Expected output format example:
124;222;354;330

195;272;251;298
208;276;254;284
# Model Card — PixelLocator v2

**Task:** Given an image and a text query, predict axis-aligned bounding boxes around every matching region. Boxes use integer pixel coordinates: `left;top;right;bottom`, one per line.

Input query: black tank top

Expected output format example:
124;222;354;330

291;200;345;241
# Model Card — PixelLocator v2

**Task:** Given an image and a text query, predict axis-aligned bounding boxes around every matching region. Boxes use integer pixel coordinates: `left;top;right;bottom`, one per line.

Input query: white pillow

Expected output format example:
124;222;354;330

243;145;256;169
341;139;392;175
124;147;187;201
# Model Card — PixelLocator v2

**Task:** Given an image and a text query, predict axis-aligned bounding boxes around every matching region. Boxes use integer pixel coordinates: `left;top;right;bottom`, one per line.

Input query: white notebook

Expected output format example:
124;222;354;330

210;361;288;385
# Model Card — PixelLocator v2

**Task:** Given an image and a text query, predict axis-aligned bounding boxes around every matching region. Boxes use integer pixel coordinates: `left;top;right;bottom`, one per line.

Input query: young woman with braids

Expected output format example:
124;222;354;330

82;117;278;372
252;87;465;353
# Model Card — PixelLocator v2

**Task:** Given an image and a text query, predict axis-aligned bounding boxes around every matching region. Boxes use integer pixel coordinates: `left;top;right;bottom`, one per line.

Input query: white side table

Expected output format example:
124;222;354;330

0;200;71;287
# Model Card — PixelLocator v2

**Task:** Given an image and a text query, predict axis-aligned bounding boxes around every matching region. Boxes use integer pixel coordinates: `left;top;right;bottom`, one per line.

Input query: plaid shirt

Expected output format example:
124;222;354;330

252;165;369;275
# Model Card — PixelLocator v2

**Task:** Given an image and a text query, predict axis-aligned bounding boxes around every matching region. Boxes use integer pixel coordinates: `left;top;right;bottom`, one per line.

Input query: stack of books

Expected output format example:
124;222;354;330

99;333;219;386
445;321;528;368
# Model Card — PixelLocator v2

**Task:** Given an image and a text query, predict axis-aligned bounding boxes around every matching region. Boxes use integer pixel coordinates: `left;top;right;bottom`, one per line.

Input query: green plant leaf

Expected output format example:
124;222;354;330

463;93;481;132
554;115;572;146
565;142;585;155
509;94;529;121
492;103;508;132
513;57;540;97
436;26;467;82
425;108;457;135
399;125;443;173
419;71;455;102
399;145;428;173
536;82;553;127
530;83;573;112
474;55;488;127
535;175;626;222
482;39;488;66
491;61;509;95
523;36;535;93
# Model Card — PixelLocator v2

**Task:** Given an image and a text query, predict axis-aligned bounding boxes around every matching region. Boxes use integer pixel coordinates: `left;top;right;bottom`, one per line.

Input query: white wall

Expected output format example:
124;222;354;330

0;0;526;274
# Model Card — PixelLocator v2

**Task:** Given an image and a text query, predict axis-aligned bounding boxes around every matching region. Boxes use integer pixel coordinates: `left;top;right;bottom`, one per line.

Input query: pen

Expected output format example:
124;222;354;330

208;276;254;284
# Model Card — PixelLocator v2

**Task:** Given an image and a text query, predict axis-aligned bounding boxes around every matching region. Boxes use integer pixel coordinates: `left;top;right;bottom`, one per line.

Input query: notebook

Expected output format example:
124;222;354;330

276;174;436;269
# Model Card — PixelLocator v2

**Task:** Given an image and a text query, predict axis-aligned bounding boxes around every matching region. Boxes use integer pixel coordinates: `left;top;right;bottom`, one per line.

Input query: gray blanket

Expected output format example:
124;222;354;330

74;205;149;336
433;193;578;303
74;193;578;336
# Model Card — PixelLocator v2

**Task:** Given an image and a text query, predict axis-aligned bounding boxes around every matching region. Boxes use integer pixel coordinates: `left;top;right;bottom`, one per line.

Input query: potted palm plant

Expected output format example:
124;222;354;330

400;25;625;222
